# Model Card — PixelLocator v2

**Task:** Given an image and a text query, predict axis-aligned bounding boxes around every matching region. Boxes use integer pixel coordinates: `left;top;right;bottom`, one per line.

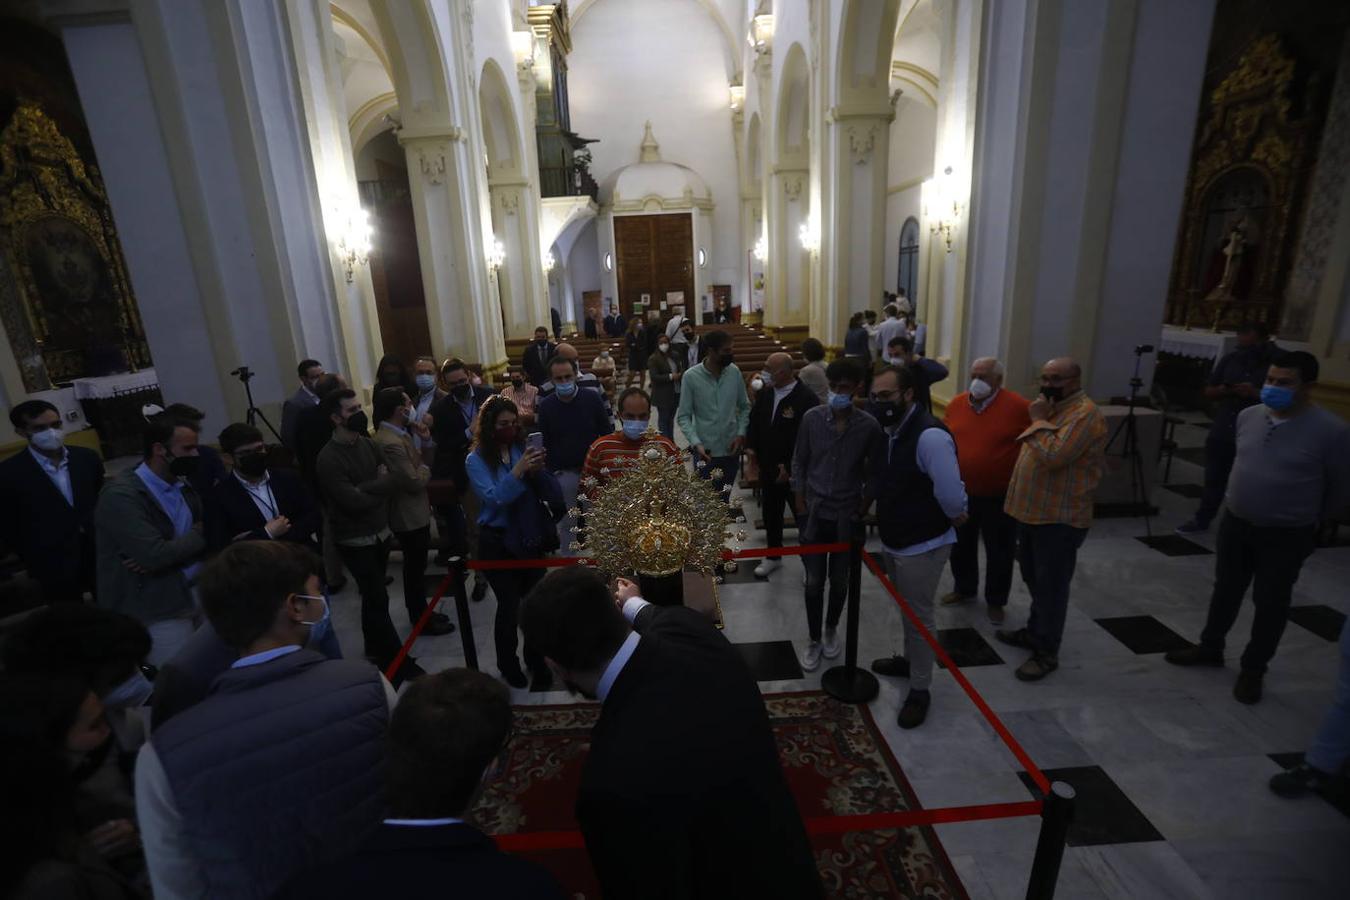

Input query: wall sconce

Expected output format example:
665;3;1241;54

698;248;707;268
923;166;962;253
749;14;774;51
334;203;372;283
728;84;745;111
797;220;819;255
604;251;613;272
542;249;556;271
487;238;506;272
752;236;768;263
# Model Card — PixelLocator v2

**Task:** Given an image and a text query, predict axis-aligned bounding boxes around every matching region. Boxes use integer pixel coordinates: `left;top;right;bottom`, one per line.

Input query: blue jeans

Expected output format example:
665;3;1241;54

657;405;676;440
801;514;851;642
1307;620;1350;774
1018;523;1087;656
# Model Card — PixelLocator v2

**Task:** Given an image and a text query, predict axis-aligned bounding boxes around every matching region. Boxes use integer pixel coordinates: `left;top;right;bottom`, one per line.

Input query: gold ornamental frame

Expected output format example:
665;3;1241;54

0;102;150;388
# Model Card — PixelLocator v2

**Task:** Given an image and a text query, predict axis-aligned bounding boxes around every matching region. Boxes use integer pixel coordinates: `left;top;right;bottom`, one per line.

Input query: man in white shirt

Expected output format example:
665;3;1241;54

872;304;908;358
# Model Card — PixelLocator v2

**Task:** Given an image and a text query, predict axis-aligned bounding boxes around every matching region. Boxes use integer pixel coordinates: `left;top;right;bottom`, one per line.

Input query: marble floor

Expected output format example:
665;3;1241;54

326;415;1350;900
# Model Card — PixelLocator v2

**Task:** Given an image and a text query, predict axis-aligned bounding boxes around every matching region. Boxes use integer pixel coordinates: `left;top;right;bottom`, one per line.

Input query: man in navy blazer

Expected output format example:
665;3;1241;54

428;360;495;571
0;400;105;604
208;423;321;552
277;668;564;900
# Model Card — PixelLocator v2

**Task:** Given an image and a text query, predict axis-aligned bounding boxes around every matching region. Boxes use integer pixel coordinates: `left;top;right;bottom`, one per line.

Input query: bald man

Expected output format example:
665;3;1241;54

745;352;820;576
997;358;1106;681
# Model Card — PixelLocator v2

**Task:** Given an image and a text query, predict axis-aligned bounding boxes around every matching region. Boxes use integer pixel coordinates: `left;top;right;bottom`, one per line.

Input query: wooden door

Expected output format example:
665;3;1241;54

614;213;693;322
368;159;434;362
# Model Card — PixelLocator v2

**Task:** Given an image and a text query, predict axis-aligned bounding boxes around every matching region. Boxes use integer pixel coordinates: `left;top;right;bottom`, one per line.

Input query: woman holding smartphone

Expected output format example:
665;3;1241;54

466;396;554;690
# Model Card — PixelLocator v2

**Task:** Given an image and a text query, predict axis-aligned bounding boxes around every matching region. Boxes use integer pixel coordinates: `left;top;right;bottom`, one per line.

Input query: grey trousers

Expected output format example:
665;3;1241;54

881;543;952;691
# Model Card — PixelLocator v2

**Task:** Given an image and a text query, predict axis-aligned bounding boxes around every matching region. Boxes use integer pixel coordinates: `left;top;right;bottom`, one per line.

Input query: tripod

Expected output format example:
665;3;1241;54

1106;346;1154;537
230;366;282;444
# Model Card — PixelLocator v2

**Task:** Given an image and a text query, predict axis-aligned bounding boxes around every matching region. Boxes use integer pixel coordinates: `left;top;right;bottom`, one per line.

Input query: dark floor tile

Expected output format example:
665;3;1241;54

1287;605;1348;642
935;628;1005;669
1094;615;1192;655
1094;502;1160;519
735;640;804;681
1267;753;1350;818
1162;483;1205;499
1136;534;1213;556
1018;765;1163;846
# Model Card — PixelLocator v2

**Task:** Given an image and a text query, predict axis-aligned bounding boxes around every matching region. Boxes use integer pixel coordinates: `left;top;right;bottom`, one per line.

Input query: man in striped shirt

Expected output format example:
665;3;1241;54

996;358;1106;681
581;388;680;498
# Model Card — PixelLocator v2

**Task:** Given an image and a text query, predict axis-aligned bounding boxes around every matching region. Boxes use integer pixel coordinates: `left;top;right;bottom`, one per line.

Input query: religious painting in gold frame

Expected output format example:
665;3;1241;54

0;102;150;390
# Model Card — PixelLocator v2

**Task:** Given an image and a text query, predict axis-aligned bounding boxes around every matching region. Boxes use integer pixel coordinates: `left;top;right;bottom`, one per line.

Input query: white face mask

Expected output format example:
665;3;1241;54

750;377;765;391
969;378;994;401
30;428;64;453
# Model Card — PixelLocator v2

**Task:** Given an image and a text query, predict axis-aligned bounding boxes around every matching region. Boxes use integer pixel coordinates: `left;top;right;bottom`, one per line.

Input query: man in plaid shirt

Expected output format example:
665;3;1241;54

996;358;1106;681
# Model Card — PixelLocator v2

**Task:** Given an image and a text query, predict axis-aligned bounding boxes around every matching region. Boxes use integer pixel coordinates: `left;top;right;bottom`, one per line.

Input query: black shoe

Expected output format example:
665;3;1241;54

1015;653;1059;681
420;617;455;637
1234;670;1263;704
897;690;931;729
529;668;554;692
870;655;910;678
499;663;527;689
391;659;427;688
1269;762;1344;798
326;578;347;593
1164;644;1224;667
995;628;1034;650
472;579;489;603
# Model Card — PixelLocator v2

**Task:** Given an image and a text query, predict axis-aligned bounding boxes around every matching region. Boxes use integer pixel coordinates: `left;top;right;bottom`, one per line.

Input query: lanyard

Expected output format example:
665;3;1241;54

242;480;278;519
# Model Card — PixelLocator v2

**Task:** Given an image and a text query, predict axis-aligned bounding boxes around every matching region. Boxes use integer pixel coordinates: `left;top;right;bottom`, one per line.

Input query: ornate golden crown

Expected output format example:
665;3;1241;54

573;431;747;577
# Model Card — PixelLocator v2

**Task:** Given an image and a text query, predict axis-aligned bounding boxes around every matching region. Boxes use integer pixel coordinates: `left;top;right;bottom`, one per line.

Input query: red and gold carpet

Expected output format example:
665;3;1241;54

471;690;969;899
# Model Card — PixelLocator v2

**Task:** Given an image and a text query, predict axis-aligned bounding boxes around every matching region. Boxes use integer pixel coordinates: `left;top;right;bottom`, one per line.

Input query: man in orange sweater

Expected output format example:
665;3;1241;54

941;357;1030;625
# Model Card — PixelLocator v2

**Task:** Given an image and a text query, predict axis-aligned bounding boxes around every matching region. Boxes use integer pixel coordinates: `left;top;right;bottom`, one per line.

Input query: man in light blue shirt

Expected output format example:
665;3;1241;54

676;329;750;497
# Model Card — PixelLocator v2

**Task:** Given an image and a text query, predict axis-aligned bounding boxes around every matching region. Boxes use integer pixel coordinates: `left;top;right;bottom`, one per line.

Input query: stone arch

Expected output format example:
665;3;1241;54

776;43;810;166
479;58;523;177
836;0;902;104
368;0;452;129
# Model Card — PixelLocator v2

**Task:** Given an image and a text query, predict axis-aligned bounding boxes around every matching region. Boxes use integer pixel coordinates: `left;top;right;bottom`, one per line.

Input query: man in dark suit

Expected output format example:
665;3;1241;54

550;306;562;340
428;359;495;587
281;358;324;450
746;351;819;577
521;568;823;900
0;400;106;604
208;423;321;551
603;303;626;338
276;668;564;899
521;326;557;388
294;373;348;588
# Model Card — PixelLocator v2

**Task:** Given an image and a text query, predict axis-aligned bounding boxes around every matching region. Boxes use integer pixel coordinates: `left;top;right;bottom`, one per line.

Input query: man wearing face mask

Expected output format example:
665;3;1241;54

1177;322;1278;535
135;541;397;900
647;334;682;439
522;326;557;389
281;359;324;451
429;359;496;586
677;330;750;498
409;356;444;461
581;388;679;496
95;416;208;666
1;400;105;604
881;335;948;413
316;389;420;679
745;352;819;577
996;358;1107;682
939;357;1031;625
539;355;614;554
1167;351;1350;705
500;369;540;428
866;365;969;729
209;423;321;553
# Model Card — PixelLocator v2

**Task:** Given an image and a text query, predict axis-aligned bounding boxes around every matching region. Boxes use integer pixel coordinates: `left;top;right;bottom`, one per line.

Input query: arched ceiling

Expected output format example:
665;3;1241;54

891;0;940;109
572;0;743;82
330;0;397;153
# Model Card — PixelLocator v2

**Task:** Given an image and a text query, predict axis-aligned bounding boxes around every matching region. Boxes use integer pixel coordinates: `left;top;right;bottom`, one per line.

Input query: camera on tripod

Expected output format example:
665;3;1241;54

230;366;254;382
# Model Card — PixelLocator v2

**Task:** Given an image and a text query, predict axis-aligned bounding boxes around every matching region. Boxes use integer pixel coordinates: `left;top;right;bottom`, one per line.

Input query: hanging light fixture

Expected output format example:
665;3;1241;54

334;202;372;283
487;238;506;272
752;236;768;263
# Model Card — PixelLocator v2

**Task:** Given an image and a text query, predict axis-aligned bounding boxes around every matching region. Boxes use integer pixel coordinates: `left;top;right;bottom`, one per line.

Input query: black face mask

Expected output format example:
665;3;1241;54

536;339;549;347
168;453;200;478
1040;386;1064;403
344;411;369;434
235;452;268;478
451;383;472;400
720;352;735;367
867;400;905;428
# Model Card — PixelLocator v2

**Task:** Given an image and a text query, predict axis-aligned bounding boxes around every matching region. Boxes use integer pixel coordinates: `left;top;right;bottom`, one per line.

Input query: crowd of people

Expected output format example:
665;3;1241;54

1;296;1348;896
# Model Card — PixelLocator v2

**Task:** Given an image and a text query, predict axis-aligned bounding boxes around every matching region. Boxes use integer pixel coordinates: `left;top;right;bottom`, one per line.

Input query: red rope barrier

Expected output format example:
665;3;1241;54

384;571;454;683
862;550;1051;795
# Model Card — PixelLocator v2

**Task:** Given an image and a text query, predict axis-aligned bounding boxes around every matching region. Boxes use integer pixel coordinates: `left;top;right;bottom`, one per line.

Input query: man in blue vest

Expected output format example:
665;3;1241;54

135;540;395;899
867;365;969;729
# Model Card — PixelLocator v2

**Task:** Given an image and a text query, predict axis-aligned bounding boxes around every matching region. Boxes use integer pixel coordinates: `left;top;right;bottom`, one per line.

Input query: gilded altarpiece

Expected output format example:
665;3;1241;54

1165;36;1324;332
0;103;150;389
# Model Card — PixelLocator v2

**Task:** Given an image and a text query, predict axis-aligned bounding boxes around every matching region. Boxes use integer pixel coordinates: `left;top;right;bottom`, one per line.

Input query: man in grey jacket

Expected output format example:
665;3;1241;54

95;416;207;665
1167;351;1350;704
136;540;395;900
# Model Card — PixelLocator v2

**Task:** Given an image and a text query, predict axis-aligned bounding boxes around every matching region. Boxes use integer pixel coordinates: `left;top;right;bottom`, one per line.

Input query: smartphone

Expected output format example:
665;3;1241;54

526;431;544;455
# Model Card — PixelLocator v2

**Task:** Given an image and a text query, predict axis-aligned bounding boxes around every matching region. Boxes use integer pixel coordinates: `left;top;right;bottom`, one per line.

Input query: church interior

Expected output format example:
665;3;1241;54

2;0;1350;898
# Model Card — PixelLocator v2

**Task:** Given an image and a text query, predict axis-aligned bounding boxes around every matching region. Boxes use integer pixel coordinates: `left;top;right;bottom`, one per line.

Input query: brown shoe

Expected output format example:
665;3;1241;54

1014;654;1059;681
941;591;975;606
1234;670;1263;705
995;628;1034;650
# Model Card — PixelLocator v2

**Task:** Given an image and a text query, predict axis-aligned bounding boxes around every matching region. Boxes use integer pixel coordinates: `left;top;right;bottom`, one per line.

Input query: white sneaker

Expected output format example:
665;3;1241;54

754;558;781;577
822;627;841;659
800;641;824;672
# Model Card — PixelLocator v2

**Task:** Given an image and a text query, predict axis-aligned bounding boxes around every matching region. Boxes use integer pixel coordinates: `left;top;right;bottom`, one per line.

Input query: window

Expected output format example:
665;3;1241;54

897;217;919;302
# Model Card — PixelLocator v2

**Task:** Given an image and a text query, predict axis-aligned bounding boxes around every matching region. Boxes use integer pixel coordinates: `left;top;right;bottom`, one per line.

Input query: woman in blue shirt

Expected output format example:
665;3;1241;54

465;397;549;690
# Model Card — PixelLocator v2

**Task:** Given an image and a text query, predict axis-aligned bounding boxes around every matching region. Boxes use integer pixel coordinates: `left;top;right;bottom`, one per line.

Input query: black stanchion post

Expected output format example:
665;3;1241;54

449;557;479;671
821;520;879;703
1025;781;1076;900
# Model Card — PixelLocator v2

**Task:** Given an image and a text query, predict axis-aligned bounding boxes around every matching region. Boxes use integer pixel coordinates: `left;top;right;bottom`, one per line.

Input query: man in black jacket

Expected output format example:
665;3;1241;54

276;668;564;899
521;567;823;900
0;400;105;604
209;423;321;552
294;373;348;588
428;359;495;590
745;352;818;577
521;326;557;388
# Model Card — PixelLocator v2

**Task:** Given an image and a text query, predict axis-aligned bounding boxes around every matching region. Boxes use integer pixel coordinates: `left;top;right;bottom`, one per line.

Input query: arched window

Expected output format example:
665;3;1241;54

897;217;919;302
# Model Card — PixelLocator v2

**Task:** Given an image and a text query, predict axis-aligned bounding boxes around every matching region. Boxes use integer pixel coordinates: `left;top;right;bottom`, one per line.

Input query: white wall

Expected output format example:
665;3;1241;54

883;95;936;296
568;220;602;308
568;0;743;303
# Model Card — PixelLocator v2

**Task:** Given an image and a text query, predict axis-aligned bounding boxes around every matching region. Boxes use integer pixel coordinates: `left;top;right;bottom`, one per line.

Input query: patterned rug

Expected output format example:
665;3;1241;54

471;690;968;899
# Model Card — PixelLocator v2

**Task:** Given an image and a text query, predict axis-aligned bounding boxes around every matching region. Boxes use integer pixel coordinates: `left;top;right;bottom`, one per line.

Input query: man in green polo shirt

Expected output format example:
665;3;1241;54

676;329;751;496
